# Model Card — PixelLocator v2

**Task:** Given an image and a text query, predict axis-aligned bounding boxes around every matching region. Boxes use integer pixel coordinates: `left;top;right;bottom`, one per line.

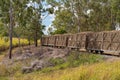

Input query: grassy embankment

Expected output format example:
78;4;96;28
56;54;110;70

0;50;112;80
26;61;120;80
14;53;120;80
0;49;120;80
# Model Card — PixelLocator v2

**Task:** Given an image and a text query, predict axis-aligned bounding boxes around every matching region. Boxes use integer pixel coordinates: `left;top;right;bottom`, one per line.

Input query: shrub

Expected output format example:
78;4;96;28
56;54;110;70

67;51;103;67
49;58;65;66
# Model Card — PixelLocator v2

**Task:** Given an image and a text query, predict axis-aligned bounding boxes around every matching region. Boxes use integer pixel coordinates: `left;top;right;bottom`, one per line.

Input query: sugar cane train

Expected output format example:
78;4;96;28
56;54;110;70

41;30;120;56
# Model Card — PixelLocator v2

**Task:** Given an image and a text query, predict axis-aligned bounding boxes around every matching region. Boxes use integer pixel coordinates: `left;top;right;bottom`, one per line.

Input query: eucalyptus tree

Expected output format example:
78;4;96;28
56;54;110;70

23;0;56;47
0;20;8;37
24;0;45;47
0;0;13;59
52;9;75;33
111;0;120;29
46;0;77;33
0;0;46;58
47;0;119;33
46;0;90;33
0;0;30;59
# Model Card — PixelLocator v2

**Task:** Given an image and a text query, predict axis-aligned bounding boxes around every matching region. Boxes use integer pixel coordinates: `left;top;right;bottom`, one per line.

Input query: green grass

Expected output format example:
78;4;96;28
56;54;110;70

38;51;104;73
12;60;120;80
66;51;103;67
1;51;119;80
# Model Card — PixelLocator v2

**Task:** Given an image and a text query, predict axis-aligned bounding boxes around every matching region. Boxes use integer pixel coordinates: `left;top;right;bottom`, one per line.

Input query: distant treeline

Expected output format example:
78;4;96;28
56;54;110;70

47;0;120;34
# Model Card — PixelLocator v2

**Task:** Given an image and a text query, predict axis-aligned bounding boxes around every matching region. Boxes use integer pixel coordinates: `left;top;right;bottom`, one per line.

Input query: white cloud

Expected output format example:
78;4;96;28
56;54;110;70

49;14;55;21
43;24;52;35
27;1;39;8
54;6;59;11
43;4;52;9
43;23;56;35
42;5;59;35
115;23;120;30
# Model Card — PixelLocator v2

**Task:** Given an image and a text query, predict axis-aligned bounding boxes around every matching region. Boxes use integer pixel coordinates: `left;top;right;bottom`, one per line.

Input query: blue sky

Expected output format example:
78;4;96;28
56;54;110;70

42;15;55;34
28;1;55;34
42;12;55;34
42;3;58;34
42;15;52;27
41;3;54;34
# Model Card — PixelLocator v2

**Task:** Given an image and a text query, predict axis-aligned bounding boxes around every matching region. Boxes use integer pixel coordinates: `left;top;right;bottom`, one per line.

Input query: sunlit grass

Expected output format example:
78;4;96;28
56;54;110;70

0;37;29;51
0;47;120;80
0;37;29;62
13;60;120;80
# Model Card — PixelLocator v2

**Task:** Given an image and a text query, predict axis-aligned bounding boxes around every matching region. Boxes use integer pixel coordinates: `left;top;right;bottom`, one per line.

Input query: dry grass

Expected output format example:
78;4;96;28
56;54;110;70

0;48;120;80
0;37;29;62
0;55;4;61
0;37;29;51
12;60;120;80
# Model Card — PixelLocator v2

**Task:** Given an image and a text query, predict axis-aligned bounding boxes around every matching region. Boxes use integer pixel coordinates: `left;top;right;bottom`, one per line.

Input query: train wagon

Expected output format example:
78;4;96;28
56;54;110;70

87;31;120;55
76;32;92;51
102;31;120;55
41;36;49;46
42;30;120;56
47;35;56;47
87;32;104;53
55;34;69;48
67;34;77;49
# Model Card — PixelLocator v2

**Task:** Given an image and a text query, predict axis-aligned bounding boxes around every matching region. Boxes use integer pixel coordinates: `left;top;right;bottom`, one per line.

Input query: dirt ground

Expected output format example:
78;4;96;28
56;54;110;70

1;45;120;64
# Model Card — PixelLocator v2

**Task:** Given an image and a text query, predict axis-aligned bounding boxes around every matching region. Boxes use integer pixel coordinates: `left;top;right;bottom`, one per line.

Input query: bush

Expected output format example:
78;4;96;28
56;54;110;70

67;51;103;67
49;58;65;66
0;62;22;77
40;51;103;73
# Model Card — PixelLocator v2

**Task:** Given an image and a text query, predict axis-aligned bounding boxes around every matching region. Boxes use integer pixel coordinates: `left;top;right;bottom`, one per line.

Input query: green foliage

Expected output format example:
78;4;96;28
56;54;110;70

47;8;54;14
67;51;103;67
49;0;120;33
0;0;46;47
13;60;120;80
40;51;103;73
41;67;53;73
0;21;8;37
111;0;120;23
52;28;67;35
52;9;76;33
49;58;65;66
41;58;66;73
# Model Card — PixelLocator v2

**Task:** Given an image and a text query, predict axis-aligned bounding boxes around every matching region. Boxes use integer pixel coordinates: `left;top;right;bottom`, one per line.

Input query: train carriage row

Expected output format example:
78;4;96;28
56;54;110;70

41;31;120;55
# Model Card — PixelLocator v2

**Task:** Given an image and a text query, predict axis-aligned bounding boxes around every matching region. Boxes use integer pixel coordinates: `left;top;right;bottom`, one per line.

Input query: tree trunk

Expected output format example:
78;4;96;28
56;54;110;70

28;38;31;46
35;30;38;47
40;36;43;54
9;0;13;59
77;18;80;33
40;36;42;46
18;37;20;47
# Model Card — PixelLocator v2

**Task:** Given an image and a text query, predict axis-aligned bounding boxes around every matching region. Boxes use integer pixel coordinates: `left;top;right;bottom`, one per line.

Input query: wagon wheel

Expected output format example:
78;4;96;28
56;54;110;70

100;51;104;54
76;42;80;50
